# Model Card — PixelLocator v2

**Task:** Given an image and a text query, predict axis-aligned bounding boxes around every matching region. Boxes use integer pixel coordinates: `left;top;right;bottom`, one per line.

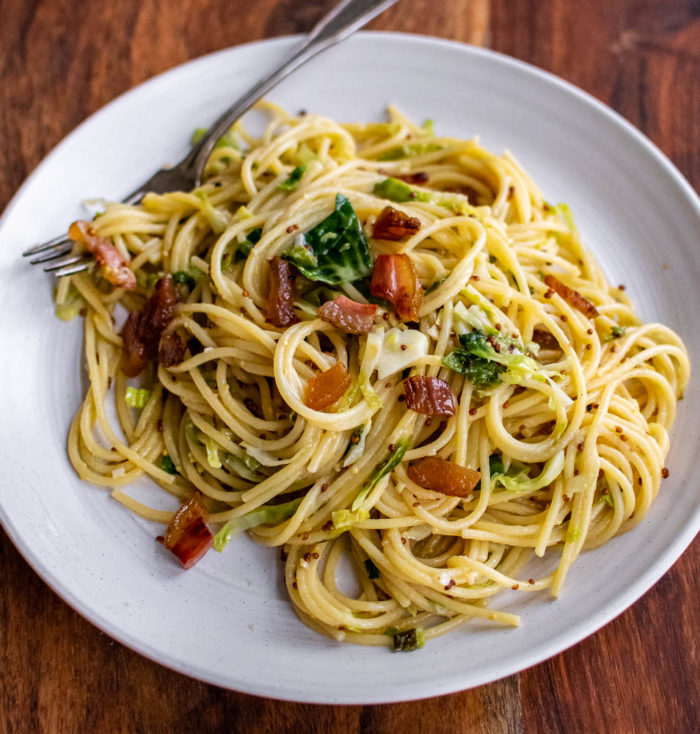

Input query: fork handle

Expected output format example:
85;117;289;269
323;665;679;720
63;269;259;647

190;0;399;184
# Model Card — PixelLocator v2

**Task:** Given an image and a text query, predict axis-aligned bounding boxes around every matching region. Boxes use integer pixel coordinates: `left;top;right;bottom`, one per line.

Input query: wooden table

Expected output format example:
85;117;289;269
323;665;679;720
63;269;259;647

1;1;698;731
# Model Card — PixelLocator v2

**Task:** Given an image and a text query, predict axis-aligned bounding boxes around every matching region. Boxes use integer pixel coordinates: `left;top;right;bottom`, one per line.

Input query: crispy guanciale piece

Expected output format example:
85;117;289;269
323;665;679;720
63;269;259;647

318;295;377;334
266;256;300;328
121;274;178;377
163;492;214;569
544;275;599;319
68;220;136;290
370;253;423;322
403;376;455;416
372;206;421;242
306;362;352;411
532;329;561;351
407;457;480;497
158;330;186;367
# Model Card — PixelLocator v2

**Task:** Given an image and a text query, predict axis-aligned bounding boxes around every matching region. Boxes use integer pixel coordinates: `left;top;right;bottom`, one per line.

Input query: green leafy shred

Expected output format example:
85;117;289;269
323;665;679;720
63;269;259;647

222;226;263;269
172;266;205;291
427;277;447;293
474;453;566;495
452;301;496;335
386;626;425;652
235;205;253;220
295;143;318;166
221;452;262;482
191;127;238;150
330;508;370;537
195;190;230;233
373;178;432;203
136;270;163;291
487;453;505;476
351;436;411;511
473;453;512;492
236;239;255;261
491;451;565;493
377;142;442;161
202;435;222;469
159;455;178;475
443;347;505;387
191;127;207;145
125;387;151;409
421;119;435;135
54;283;84;322
343;420;371;468
554;202;576;232
284;241;318;270
488;454;529;487
282;193;373;285
237;229;261;259
186;422;263;480
278;165;306;191
443;329;544;387
364;558;380;579
601;492;614;507
605;326;627;341
214;498;302;551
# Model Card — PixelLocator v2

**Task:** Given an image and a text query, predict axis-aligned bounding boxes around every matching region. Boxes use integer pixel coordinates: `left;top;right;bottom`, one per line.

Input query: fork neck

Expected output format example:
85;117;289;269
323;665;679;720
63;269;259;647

190;0;399;186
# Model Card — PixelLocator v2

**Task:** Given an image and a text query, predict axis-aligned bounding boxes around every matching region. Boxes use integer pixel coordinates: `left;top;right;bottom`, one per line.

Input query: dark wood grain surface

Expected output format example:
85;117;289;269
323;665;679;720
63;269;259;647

1;1;698;731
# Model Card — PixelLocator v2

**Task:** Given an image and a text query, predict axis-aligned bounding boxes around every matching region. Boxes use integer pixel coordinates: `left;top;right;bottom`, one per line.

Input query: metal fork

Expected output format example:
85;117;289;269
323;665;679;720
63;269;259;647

23;0;399;277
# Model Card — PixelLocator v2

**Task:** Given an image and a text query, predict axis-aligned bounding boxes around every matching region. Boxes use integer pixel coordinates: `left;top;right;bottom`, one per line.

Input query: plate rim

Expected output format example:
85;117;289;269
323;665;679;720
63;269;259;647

0;30;698;703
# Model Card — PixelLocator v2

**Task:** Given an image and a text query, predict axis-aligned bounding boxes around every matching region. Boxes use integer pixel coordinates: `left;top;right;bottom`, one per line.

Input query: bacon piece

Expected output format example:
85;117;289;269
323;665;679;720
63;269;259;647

378;170;429;185
121;274;178;377
370;253;423;322
403;376;455;416
372;206;421;242
266;257;300;328
532;329;561;351
121;314;148;376
158;331;186;367
163;492;213;569
544;275;599;319
407;457;480;497
306;363;351;411
318;295;377;334
68;220;136;290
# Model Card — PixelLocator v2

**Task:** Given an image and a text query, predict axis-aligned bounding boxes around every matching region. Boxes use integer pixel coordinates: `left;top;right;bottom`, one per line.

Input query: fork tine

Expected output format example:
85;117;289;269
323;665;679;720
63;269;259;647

48;260;90;278
23;234;72;257
44;255;90;274
29;244;75;265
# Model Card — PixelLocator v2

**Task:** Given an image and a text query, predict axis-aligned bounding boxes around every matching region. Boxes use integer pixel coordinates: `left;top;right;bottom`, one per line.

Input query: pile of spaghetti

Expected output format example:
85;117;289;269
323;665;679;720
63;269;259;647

55;103;690;650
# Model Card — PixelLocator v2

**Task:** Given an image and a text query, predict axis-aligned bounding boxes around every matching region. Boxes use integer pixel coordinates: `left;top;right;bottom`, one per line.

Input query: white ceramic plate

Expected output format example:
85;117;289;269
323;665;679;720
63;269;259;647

0;33;698;704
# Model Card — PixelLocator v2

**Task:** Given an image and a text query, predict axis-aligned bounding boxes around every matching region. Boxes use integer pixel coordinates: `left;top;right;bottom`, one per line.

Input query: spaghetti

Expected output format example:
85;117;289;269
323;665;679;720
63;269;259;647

55;103;690;649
